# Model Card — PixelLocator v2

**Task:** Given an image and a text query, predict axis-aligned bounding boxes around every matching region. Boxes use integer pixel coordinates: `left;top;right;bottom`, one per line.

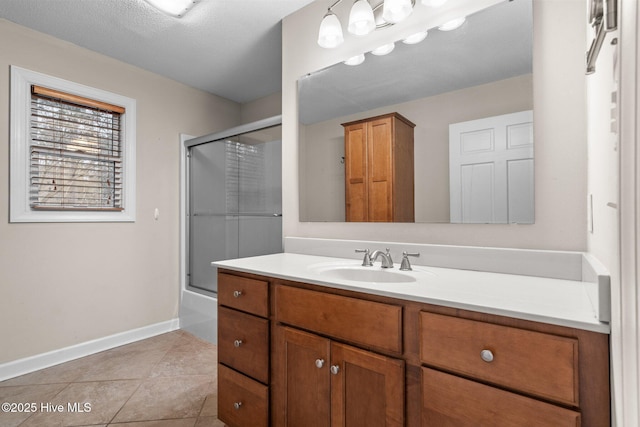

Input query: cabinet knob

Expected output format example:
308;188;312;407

330;365;340;375
233;339;243;348
480;349;494;363
315;358;325;368
233;290;243;298
233;402;242;410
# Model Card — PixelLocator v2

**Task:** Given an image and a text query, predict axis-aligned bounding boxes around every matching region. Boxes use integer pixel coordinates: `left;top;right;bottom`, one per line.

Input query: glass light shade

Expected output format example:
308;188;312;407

421;0;448;7
348;0;376;36
144;0;196;17
371;42;395;56
438;16;466;31
382;0;413;24
344;54;366;66
318;12;344;48
402;30;428;44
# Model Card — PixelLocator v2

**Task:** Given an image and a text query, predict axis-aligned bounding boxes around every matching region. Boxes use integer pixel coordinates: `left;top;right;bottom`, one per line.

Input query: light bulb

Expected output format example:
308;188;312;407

403;31;428;44
318;11;344;48
438;16;466;31
371;42;395;56
344;54;366;66
348;0;375;36
382;0;413;24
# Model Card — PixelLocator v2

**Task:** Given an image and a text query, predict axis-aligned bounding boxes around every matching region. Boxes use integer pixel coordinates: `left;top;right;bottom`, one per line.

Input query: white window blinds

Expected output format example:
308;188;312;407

29;85;125;211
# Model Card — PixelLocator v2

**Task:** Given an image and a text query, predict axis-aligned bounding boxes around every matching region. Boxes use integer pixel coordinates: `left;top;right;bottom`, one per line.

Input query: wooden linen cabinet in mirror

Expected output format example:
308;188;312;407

342;112;415;222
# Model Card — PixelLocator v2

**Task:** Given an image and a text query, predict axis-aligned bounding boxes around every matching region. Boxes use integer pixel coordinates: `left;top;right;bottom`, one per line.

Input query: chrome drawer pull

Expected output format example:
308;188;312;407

234;339;243;348
233;402;242;410
233;290;243;298
480;349;494;363
315;358;325;368
330;365;340;375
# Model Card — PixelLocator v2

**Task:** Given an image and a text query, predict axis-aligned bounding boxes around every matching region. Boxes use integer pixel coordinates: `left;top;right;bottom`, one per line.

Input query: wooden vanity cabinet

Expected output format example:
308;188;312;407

342;112;415;222
217;272;271;427
217;269;611;427
272;286;405;427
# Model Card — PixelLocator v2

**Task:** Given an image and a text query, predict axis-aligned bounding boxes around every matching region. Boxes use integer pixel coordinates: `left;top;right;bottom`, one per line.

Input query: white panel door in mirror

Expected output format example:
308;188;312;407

449;110;534;224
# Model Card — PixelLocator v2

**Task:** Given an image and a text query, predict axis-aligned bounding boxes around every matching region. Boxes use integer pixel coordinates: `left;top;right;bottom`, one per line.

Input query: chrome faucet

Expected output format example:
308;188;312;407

355;249;373;266
399;251;420;271
369;248;394;268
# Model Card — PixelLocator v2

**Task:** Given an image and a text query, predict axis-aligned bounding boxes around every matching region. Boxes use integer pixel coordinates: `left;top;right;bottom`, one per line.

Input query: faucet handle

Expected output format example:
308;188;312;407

355;249;373;266
399;251;420;271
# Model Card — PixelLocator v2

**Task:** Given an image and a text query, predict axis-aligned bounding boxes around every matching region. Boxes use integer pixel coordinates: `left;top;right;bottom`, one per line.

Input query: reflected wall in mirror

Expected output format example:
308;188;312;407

298;0;533;224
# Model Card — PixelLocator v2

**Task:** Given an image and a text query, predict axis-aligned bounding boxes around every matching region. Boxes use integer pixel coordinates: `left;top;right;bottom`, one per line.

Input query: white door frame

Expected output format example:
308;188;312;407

617;0;639;424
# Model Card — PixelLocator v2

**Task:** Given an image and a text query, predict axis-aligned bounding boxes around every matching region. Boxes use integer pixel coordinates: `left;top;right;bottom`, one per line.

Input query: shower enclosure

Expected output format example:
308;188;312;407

185;116;282;295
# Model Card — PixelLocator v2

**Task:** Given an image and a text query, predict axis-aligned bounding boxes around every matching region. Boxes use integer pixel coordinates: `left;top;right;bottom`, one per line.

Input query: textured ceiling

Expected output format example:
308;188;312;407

0;0;315;103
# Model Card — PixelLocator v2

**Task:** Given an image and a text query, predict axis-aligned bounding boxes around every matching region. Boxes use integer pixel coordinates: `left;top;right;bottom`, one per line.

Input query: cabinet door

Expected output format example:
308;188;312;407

276;326;331;427
344;122;368;221
331;342;404;427
367;117;393;222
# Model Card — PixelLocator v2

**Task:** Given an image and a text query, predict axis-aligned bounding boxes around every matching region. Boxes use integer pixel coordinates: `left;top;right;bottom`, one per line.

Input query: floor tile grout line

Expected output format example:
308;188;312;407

16;380;73;426
3;331;219;427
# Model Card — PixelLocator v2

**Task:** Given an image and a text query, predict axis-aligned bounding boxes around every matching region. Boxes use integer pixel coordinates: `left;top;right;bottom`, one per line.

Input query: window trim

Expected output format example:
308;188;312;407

10;66;136;222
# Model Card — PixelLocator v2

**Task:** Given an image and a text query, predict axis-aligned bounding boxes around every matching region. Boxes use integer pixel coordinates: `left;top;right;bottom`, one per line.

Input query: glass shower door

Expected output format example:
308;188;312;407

187;124;282;294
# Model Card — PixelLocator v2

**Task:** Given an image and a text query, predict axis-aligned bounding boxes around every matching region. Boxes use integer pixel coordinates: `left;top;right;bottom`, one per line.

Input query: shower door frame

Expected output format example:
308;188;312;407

181;115;282;296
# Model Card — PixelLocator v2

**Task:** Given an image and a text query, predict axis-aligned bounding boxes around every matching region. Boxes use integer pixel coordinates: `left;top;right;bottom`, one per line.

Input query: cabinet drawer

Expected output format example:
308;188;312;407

422;367;580;427
218;272;269;317
274;284;402;353
219;306;269;383
420;311;579;406
218;364;268;427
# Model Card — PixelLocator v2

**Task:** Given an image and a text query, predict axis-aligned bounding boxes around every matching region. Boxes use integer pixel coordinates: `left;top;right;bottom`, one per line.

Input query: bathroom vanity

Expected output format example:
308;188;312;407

214;251;610;427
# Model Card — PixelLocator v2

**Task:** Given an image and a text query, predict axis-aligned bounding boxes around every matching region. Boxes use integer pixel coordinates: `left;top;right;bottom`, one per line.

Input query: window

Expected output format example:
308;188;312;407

10;66;136;222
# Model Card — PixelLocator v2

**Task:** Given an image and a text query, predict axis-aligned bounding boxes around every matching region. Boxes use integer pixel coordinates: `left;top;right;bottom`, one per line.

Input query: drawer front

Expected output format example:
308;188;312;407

218;364;268;427
218;272;269;317
422;367;580;427
219;306;269;383
274;284;402;353
420;311;579;406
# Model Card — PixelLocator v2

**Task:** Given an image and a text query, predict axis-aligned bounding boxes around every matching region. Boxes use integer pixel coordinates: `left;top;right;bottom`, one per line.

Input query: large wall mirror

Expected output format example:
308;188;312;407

298;0;533;224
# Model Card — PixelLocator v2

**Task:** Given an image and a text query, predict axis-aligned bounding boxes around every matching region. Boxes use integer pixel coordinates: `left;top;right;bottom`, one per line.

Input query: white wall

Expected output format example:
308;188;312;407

240;92;282;124
283;0;588;251
0;19;241;364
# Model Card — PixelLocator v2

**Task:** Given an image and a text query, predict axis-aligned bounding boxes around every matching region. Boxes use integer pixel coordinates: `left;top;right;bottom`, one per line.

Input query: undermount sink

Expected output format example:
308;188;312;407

308;261;434;284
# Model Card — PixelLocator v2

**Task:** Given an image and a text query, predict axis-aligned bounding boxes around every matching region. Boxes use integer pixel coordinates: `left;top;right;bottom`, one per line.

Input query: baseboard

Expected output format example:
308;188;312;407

0;318;180;382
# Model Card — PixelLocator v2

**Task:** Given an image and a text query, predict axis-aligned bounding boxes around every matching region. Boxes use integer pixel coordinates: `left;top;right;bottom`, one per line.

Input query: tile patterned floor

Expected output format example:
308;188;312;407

0;330;225;427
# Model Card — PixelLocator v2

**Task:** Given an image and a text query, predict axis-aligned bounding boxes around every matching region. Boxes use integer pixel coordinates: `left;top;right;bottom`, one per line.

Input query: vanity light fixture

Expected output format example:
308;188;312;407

317;0;417;48
348;0;376;36
371;42;395;55
438;16;466;31
402;30;428;44
344;53;366;65
143;0;198;17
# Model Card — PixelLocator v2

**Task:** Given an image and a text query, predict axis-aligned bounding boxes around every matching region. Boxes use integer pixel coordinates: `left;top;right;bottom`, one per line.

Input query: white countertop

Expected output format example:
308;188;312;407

213;253;610;334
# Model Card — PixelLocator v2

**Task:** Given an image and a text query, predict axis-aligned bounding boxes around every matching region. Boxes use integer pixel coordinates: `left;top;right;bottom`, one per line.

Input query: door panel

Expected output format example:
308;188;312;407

331;342;404;427
368;118;393;221
279;326;331;427
345;123;368;221
450;110;533;223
